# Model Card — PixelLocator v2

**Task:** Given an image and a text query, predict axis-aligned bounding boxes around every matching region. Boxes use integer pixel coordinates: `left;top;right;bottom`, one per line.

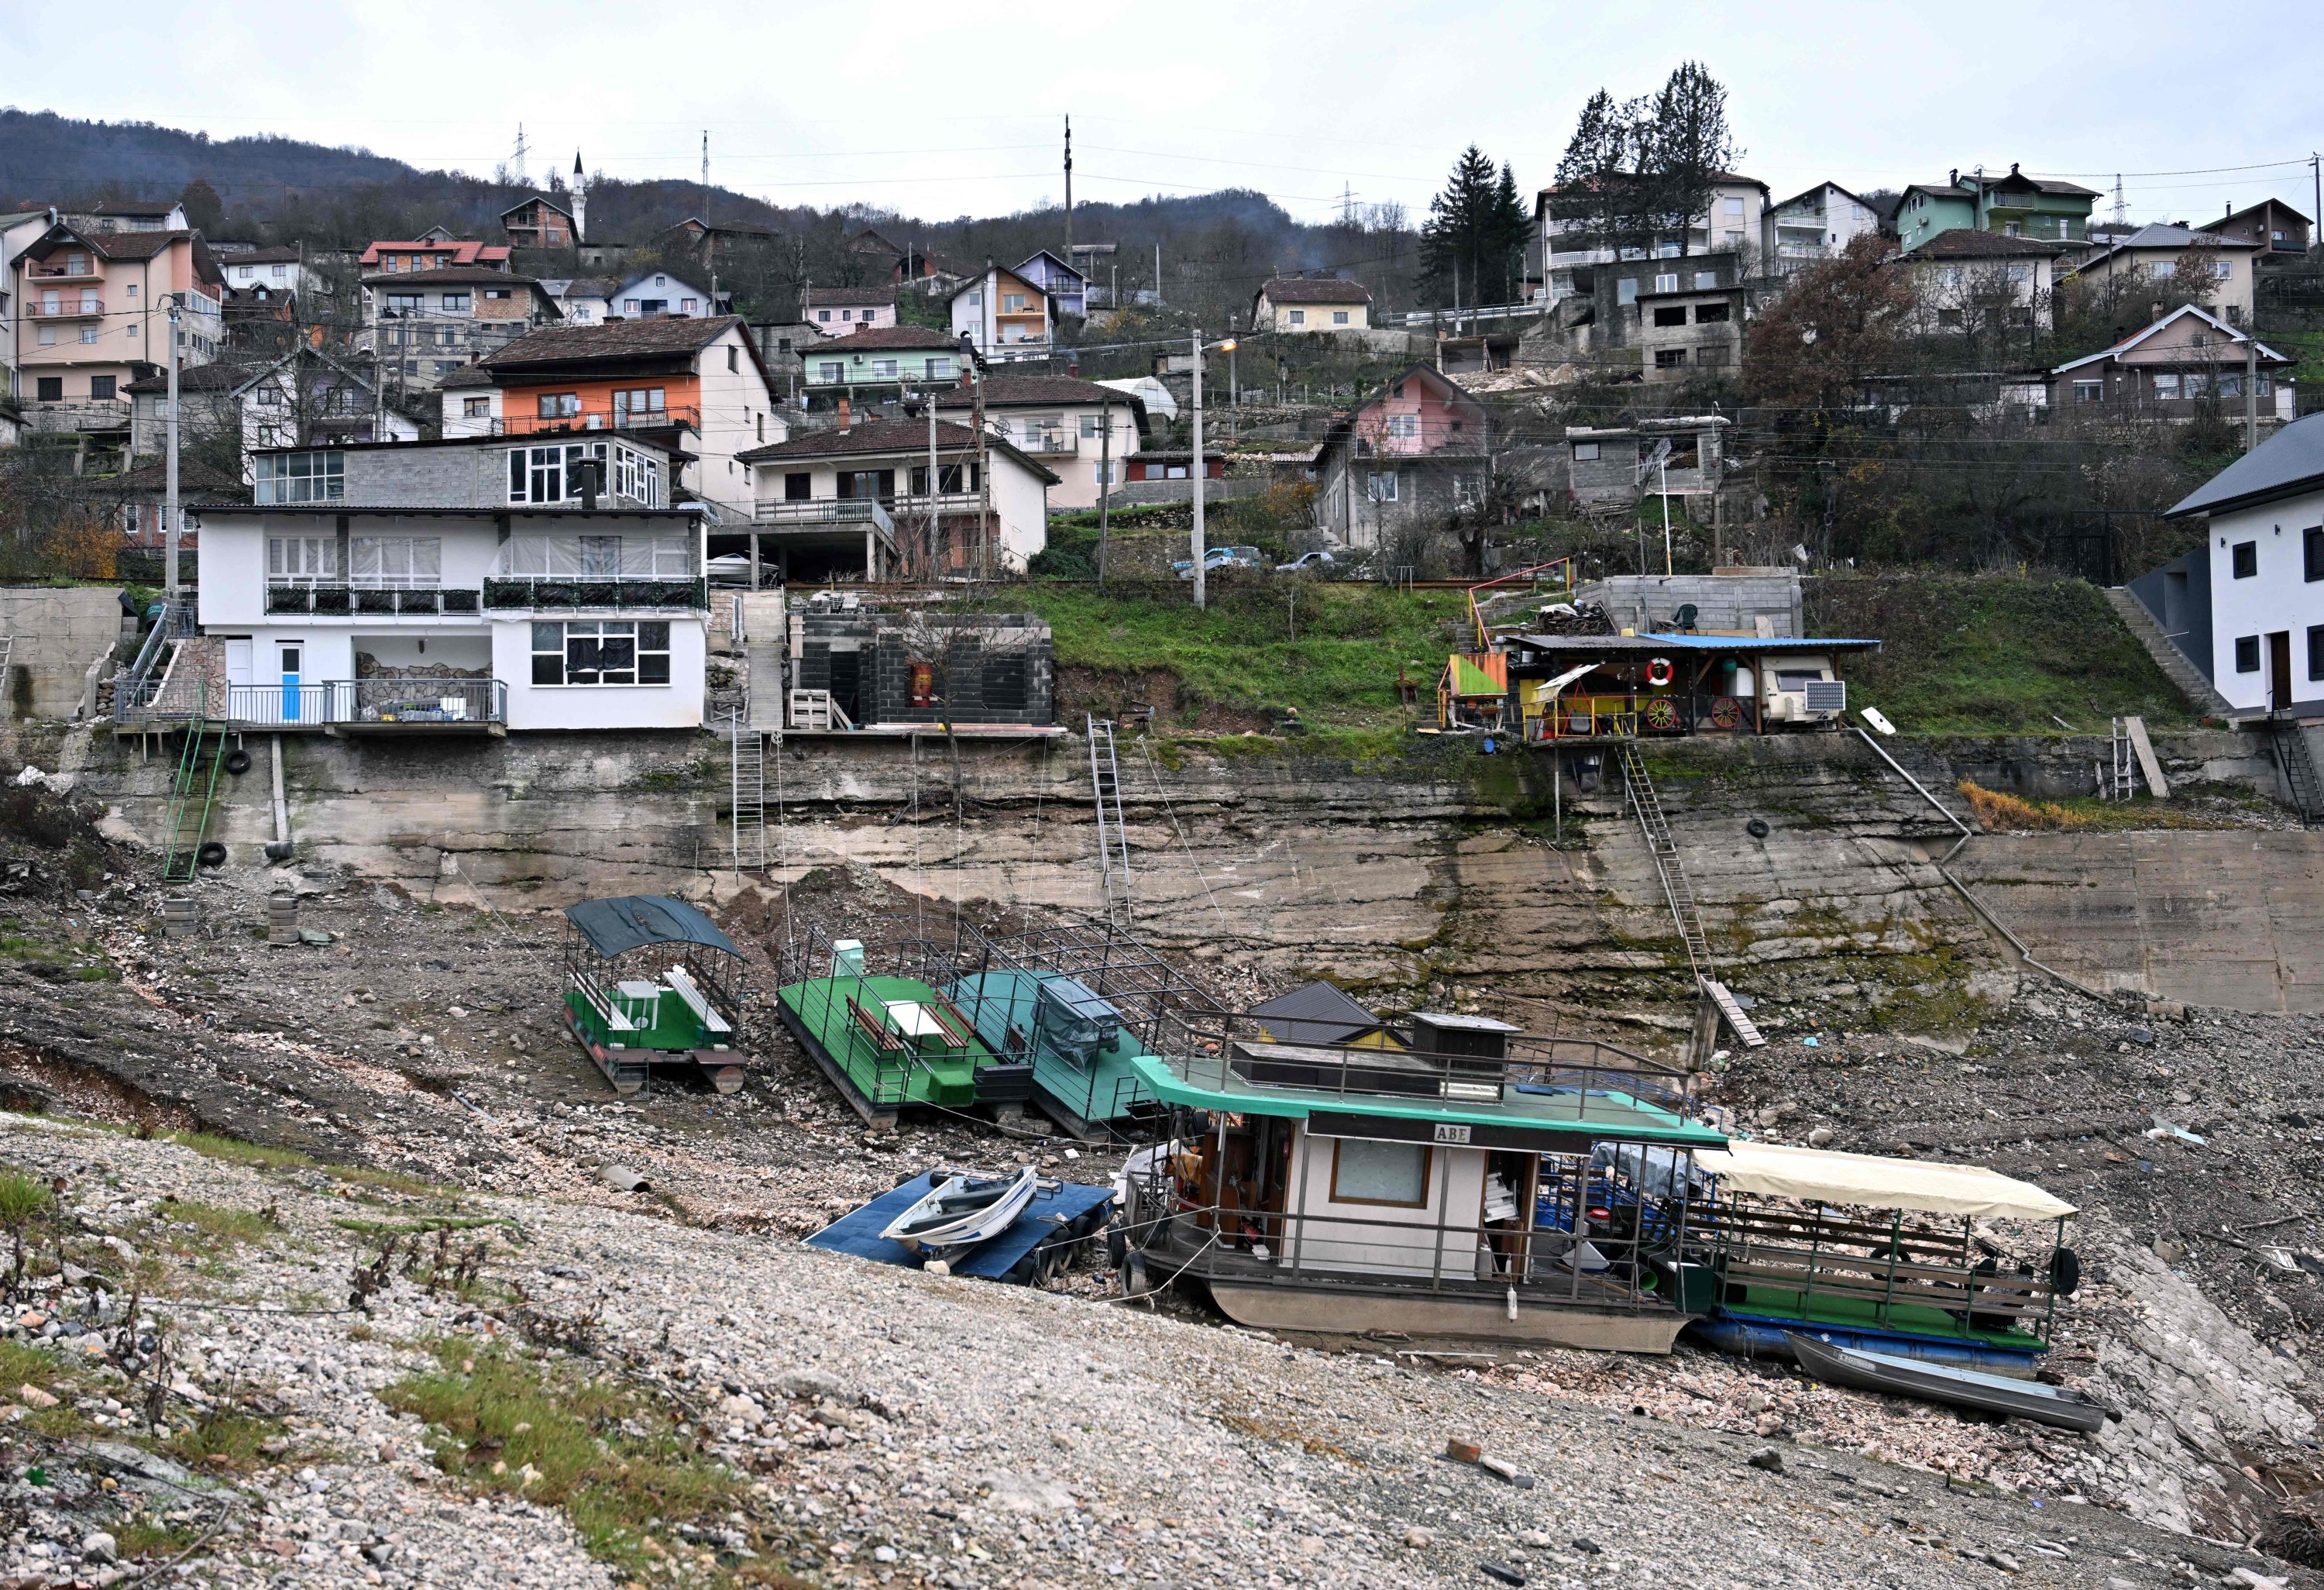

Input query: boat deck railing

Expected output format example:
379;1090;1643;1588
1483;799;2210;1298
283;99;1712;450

776;928;989;1106
1123;1158;1688;1315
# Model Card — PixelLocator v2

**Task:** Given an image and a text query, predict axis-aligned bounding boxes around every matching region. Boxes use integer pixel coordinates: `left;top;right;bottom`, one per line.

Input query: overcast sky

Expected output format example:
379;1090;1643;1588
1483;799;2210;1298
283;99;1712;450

16;0;2324;228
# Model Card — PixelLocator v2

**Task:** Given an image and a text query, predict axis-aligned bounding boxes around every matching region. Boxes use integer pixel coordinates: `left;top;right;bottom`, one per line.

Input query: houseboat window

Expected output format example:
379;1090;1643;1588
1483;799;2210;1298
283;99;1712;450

255;449;345;504
349;536;442;590
266;536;338;584
1329;1139;1430;1206
2235;635;2260;672
533;620;671;687
2232;542;2257;579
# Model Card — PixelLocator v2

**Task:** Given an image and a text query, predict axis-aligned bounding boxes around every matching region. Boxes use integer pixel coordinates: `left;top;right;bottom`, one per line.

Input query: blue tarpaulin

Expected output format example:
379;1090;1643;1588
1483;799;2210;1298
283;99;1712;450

803;1171;1115;1282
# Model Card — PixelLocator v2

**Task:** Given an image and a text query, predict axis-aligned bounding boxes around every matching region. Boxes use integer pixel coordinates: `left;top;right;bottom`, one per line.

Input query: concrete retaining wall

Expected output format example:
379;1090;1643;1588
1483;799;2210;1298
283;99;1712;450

0;586;128;722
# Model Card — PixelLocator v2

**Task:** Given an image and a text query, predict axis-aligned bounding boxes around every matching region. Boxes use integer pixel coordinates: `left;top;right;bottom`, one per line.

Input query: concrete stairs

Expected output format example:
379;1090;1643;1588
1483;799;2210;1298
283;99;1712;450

2103;587;2233;719
739;592;789;736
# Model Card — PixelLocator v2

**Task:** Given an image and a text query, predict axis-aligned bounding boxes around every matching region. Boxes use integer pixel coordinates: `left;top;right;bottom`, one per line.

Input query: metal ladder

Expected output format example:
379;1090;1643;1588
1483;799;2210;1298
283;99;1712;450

2106;718;2137;800
2272;718;2324;827
730;708;765;872
1617;739;1763;1048
1088;715;1131;919
160;698;224;886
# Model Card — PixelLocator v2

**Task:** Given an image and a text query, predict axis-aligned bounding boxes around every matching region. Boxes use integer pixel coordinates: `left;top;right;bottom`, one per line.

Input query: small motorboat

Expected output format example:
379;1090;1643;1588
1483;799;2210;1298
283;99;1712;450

879;1167;1043;1254
1788;1333;2111;1434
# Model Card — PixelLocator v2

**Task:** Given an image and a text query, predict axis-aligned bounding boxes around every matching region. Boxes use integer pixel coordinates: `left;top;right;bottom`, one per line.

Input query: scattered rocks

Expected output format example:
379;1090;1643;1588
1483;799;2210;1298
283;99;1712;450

1747;1446;1785;1474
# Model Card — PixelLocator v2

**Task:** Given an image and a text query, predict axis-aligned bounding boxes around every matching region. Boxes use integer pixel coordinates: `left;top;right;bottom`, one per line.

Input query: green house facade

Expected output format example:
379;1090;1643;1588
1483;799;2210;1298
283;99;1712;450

799;325;962;407
1896;164;2099;251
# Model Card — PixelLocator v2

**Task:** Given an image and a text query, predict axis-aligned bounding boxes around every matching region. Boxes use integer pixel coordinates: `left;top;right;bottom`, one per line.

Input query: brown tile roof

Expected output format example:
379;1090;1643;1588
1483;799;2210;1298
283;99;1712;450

483;314;745;367
438;365;497;389
230;246;304;264
737;417;1061;484
813;324;961;352
365;267;544;287
1259;276;1371;305
76;228;198;262
1904;230;2067;260
975;375;1140;408
806;286;897;308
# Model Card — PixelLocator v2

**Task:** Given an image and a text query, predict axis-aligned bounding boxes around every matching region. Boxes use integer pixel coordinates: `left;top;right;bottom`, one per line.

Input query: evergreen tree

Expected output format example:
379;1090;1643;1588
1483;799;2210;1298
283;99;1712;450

1639;62;1739;256
1421;146;1528;307
179;178;225;235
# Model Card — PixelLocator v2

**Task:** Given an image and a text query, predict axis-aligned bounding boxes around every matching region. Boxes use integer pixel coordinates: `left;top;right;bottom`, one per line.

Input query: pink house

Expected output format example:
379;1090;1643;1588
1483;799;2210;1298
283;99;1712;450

805;286;896;332
12;222;223;439
1347;363;1487;458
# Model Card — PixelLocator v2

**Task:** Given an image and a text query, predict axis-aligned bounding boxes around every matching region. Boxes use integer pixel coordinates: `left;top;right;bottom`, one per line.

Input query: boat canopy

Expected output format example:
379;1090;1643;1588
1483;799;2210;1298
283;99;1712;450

1694;1139;2075;1221
565;895;740;960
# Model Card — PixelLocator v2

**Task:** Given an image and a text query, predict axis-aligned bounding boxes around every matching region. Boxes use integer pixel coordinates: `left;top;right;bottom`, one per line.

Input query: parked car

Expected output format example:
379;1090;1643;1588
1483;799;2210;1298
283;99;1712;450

1274;549;1359;576
1172;545;1264;580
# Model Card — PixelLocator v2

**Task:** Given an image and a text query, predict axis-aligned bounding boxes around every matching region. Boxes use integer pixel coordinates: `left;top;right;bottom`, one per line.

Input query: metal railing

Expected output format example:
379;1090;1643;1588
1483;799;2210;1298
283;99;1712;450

26;299;103;318
265;585;483;617
1009;432;1078;455
751;498;898;535
490;405;701;436
216;679;506;728
482;577;707;611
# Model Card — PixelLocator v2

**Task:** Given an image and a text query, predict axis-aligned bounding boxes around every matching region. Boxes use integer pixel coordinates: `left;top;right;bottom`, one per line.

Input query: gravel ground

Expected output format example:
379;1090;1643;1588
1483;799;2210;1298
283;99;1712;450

0;1113;2298;1590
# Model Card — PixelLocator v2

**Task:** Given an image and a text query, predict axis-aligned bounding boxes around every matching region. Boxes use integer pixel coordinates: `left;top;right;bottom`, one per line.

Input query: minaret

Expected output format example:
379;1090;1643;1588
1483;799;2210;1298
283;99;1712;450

570;151;588;246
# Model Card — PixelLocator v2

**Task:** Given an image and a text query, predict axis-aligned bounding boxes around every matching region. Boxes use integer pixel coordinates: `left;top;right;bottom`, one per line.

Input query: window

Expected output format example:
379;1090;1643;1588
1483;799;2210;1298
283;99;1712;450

680;298;696;314
1722;196;1745;218
817;309;832;322
2153;260;2178;280
36;326;54;347
928;356;955;380
1002;294;1027;313
88;375;114;401
2232;541;2258;579
2186;373;2213;398
266;535;338;584
727;347;739;372
1365;471;1398;502
1617;278;1639;306
1653;306;1688;327
1696;346;1731;367
1655;349;1689;368
1654;273;1679;293
1289;309;1306;326
256;383;284;407
538;393;582;418
1385;414;1419;440
1572;442;1600;462
1333;310;1349;325
1694;271;1717;291
818;361;844;383
350;536;442;589
785;473;812;501
2306;527;2324;583
125;283;137;299
531;621;669;687
909;464;972;494
272;263;286;280
2214;259;2233;281
1329;1139;1429;1206
1079;414;1104;439
385;291;422;313
79;325;96;344
442;293;470;311
255;450;345;504
610;444;663;507
614;387;666;418
2074;379;2104;403
2153;373;2181;401
871;360;898;378
464;396;490;418
2236;635;2261;673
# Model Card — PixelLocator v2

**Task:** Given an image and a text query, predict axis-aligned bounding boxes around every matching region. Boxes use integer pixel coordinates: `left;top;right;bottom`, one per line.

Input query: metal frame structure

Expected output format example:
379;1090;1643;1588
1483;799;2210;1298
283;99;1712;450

562;896;750;1096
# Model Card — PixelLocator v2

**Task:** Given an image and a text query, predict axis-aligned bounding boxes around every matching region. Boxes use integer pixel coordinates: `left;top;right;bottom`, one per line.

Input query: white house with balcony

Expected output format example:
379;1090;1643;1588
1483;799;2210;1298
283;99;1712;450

1767;183;1884;274
1532;174;1775;304
170;435;706;735
974;374;1146;509
737;416;1056;583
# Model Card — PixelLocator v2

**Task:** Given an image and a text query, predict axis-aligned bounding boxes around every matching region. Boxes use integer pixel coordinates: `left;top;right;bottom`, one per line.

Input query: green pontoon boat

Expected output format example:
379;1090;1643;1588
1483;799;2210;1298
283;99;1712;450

562;895;750;1096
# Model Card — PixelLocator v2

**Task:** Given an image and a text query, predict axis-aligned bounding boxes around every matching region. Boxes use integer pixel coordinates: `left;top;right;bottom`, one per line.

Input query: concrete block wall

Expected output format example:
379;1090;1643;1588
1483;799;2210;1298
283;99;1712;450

1576;573;1803;637
0;586;129;721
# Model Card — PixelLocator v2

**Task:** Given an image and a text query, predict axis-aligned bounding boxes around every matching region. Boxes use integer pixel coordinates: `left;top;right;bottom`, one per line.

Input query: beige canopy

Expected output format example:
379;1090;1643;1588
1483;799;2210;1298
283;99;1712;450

1693;1138;2076;1222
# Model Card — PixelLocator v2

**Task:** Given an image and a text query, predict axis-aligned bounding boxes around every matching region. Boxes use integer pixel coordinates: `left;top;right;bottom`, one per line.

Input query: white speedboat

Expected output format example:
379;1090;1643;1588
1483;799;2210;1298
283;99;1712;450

880;1168;1043;1254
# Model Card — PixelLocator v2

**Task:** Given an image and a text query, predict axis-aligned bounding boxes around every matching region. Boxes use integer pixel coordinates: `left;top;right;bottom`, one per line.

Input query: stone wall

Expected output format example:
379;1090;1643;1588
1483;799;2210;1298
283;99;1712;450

0;586;129;721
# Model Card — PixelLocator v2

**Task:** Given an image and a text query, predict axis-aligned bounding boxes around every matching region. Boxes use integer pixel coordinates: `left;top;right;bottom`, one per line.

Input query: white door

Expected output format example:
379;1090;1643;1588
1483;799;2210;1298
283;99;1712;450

223;638;253;722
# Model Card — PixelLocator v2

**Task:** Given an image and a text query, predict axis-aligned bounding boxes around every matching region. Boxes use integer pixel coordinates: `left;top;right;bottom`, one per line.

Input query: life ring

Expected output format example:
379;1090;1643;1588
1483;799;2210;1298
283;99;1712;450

1645;657;1675;687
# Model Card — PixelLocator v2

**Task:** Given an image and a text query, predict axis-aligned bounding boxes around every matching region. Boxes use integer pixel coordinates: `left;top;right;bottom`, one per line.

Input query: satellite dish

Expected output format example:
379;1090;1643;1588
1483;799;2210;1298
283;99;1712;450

1792;543;1812;565
1862;707;1896;736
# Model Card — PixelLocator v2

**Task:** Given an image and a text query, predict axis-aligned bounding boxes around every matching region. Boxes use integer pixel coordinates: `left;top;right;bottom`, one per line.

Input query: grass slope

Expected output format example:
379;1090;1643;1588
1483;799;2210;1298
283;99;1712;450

1804;573;2196;734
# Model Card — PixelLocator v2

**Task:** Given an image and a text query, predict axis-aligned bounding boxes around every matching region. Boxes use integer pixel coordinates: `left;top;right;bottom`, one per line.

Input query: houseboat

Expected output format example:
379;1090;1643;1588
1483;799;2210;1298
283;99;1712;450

1114;1007;1724;1350
562;895;751;1096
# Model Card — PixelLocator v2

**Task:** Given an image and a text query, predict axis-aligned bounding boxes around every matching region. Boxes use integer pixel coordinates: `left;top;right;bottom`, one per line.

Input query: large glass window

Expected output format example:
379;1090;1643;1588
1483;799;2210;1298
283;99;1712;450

507;442;624;504
349;536;442;589
266;535;338;584
531;621;672;687
255;450;345;504
1329;1139;1430;1206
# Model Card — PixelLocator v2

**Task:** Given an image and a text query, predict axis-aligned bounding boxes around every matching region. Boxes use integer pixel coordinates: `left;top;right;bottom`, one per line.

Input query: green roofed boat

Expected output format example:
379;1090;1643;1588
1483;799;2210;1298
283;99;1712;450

562;895;751;1096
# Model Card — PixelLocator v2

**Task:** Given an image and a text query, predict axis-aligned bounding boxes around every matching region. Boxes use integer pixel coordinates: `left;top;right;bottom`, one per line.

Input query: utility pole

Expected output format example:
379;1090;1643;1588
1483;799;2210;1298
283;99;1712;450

2246;335;2260;453
1097;400;1112;590
701;131;710;215
164;294;181;600
927;389;939;578
1064;115;1074;263
1191;329;1206;611
1154;243;1163;308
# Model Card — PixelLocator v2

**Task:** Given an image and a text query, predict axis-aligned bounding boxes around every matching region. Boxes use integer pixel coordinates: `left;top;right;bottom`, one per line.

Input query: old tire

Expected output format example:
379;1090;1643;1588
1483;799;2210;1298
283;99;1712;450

194;841;228;869
222;748;253;776
1746;817;1771;840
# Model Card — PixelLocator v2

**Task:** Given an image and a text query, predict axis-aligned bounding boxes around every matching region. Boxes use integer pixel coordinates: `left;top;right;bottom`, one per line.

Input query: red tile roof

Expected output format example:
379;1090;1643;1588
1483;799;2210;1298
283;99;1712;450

359;239;512;268
1258;276;1372;305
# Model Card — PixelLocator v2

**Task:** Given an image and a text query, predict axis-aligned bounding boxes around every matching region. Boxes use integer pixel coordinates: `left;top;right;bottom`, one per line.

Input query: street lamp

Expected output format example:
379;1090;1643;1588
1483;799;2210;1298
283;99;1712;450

1189;330;1237;611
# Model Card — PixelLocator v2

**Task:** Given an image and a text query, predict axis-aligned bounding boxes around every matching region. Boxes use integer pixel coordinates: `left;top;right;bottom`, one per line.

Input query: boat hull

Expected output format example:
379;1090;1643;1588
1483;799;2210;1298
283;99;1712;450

1205;1280;1690;1353
1789;1333;2108;1433
1688;1313;2044;1375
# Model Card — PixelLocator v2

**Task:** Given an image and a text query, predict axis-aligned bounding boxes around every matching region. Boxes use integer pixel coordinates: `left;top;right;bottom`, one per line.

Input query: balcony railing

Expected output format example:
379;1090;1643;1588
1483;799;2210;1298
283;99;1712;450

222;680;506;729
26;298;102;319
1009;432;1078;456
26;266;99;283
265;585;484;617
490;405;701;436
751;498;897;535
483;577;707;611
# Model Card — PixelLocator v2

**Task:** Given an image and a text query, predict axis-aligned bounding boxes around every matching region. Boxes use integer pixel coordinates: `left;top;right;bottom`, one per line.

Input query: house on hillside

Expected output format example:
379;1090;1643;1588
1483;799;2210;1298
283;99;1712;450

975;374;1146;509
1531;174;1774;304
2051;305;2293;422
1584;250;1745;366
805;286;896;332
0;206;58;409
9;222;222;444
951;266;1052;359
219;246;328;299
1016;252;1088;318
126;346;416;465
797;325;963;411
2214;199;2312;256
177;433;704;737
541;276;621;326
1251;276;1371;333
358;268;560;389
1768;183;1884;273
2063;223;2261;324
359;237;512;274
1896;230;2064;334
1565;416;1731;513
457;315;784;518
737;416;1057;580
1311;365;1492;549
500;194;577;250
65;201;187;233
661;218;778;259
1895;165;2099;250
2147;413;2324;718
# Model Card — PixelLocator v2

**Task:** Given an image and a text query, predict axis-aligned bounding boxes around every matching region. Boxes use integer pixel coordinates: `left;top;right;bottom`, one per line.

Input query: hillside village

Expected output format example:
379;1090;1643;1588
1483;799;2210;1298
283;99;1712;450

5;52;2324;1590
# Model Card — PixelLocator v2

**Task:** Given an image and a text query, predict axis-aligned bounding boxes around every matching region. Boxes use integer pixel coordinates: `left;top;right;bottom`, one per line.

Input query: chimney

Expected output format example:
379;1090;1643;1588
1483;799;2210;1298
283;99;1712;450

1948;168;1958;188
1068;360;1081;378
837;395;851;433
2009;162;2020;177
